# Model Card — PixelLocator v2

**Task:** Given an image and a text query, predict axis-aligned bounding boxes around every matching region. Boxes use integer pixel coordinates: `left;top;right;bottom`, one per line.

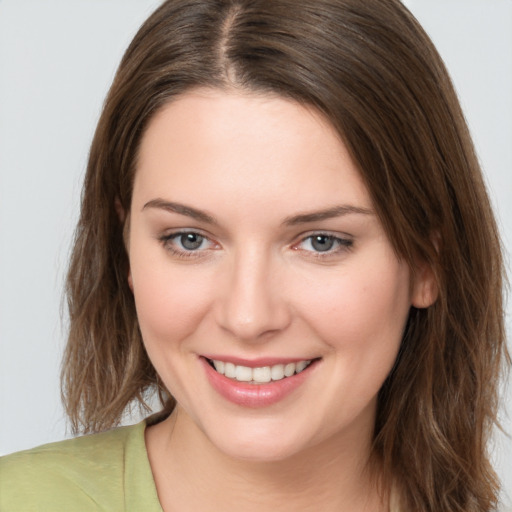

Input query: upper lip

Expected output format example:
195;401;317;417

201;355;319;368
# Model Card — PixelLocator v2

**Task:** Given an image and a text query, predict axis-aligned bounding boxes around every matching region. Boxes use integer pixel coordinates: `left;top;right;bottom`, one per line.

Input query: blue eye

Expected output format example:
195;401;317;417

310;235;336;252
299;234;352;254
159;231;214;257
177;232;205;251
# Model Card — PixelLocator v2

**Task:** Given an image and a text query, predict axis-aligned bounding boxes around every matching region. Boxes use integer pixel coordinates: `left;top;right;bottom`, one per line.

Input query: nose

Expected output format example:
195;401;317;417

215;247;291;342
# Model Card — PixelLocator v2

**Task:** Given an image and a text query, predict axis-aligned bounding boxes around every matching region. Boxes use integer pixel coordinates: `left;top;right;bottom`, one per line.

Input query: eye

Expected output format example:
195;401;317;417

308;235;337;252
159;230;217;258
176;232;207;251
295;233;353;255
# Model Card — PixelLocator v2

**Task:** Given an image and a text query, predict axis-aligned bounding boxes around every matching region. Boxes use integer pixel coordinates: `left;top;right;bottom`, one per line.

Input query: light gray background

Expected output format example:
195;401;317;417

1;0;511;504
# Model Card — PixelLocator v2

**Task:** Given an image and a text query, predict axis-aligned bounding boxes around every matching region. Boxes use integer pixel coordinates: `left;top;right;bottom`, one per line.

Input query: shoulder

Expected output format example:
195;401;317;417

0;423;143;512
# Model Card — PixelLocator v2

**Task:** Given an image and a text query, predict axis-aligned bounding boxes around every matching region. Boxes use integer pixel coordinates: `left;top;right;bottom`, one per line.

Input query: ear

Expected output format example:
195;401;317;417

115;197;126;222
411;260;438;309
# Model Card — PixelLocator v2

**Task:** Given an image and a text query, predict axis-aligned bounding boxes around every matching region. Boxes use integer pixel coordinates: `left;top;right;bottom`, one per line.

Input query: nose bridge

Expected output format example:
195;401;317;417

217;243;290;341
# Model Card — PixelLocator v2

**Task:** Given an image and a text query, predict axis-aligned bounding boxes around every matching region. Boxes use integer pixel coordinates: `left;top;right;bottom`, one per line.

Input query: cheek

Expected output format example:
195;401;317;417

292;256;411;431
130;254;213;348
294;256;411;356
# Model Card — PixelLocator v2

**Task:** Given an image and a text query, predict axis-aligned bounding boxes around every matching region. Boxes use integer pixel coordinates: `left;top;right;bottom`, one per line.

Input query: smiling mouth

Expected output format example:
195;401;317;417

205;358;317;385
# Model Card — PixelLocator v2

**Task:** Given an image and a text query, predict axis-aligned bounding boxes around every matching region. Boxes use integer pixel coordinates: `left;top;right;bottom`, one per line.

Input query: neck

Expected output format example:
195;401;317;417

146;407;388;512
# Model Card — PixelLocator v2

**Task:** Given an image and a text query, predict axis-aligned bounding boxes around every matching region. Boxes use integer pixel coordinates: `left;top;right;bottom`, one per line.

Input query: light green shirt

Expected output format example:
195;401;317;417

1;419;416;511
0;420;163;511
3;422;510;511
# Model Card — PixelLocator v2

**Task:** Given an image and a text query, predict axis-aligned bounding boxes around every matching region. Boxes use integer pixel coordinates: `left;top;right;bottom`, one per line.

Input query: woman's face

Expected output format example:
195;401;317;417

128;89;431;461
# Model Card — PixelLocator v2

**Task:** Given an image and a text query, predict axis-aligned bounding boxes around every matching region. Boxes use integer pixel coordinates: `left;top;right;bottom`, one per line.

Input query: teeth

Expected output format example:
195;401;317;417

210;359;313;383
270;364;284;381
212;360;225;374
224;362;236;378
253;366;271;383
284;363;295;377
235;365;252;382
296;360;308;373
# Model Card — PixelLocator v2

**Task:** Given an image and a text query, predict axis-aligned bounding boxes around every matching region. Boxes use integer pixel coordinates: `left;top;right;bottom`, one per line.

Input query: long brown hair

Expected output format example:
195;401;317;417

62;0;509;509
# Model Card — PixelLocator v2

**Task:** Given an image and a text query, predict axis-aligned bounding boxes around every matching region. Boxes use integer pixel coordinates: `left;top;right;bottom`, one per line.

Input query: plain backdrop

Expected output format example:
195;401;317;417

0;0;511;505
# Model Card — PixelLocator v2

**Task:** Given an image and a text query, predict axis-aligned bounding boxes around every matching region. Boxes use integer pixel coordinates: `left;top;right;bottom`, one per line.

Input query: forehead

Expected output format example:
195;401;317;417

133;88;373;216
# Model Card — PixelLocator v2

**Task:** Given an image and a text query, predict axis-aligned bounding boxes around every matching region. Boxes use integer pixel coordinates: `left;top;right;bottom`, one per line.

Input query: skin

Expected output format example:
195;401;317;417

127;89;436;511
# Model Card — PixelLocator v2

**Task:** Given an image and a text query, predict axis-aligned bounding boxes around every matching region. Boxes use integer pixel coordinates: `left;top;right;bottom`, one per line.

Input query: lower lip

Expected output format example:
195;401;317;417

201;357;318;408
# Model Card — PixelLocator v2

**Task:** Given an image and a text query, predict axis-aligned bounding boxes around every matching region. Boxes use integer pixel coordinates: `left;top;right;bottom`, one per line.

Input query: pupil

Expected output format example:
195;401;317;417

181;233;203;250
312;235;334;252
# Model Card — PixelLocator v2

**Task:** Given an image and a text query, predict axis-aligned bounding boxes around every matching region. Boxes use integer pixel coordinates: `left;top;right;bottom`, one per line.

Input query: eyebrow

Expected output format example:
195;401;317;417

142;199;373;226
142;199;217;224
283;205;374;225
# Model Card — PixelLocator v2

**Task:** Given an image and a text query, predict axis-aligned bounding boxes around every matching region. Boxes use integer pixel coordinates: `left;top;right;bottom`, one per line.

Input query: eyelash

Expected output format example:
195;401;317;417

293;233;354;258
158;231;354;260
158;231;216;260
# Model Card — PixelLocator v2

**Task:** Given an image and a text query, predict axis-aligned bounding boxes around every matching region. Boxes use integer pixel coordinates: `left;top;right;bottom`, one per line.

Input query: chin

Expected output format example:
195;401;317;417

217;436;306;463
199;417;320;463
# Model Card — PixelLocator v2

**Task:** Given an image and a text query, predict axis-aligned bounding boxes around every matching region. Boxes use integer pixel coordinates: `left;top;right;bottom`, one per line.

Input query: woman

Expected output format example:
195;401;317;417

1;0;509;510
